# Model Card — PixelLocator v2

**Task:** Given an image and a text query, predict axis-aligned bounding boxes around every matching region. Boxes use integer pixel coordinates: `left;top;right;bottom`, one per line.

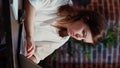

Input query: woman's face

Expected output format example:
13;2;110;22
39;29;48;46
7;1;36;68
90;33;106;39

67;20;93;43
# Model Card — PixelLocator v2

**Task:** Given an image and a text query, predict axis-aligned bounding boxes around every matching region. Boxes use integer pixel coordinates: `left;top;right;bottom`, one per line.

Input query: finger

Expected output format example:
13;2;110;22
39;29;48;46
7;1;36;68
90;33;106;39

27;44;34;51
27;47;34;58
27;46;33;52
28;46;34;54
26;53;33;58
27;51;34;58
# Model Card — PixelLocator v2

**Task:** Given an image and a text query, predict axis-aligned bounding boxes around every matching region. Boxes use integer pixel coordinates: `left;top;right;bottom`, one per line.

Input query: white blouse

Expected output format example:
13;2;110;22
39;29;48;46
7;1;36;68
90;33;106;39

28;0;72;63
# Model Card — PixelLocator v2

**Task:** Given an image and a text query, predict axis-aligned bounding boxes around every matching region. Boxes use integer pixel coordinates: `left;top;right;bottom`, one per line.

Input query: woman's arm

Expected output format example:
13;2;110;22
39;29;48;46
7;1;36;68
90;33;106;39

24;0;35;38
24;0;36;58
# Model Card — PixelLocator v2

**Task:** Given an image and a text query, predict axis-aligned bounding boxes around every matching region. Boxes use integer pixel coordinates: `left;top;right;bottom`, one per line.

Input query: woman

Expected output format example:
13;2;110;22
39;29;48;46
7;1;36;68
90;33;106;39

24;0;106;63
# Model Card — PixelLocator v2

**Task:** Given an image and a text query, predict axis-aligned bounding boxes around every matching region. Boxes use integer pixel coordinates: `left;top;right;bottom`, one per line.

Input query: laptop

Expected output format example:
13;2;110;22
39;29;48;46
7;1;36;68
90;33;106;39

19;54;42;68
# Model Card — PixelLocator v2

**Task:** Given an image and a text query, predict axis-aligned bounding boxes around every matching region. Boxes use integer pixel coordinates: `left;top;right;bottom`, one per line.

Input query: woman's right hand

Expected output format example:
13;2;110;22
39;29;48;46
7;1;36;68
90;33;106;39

25;37;35;58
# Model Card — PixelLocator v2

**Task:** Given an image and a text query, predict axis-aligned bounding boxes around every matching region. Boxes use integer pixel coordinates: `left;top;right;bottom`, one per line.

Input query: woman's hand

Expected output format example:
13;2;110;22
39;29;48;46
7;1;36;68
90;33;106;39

24;0;36;59
25;37;35;58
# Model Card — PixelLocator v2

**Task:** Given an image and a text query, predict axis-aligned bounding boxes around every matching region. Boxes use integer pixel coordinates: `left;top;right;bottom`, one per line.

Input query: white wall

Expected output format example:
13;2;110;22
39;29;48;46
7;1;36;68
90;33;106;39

10;0;19;68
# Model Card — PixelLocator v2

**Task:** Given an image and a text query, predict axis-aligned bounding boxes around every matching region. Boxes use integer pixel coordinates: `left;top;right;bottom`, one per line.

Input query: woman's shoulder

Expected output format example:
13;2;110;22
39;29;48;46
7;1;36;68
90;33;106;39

29;0;72;10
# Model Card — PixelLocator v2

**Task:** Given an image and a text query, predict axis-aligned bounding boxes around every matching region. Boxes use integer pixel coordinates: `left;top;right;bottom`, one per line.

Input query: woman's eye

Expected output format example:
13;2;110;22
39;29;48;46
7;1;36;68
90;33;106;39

75;34;80;38
83;30;87;38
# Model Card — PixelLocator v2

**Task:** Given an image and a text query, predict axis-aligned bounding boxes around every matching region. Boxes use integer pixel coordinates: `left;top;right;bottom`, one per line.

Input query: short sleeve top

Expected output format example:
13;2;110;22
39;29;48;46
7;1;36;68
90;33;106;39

28;0;72;42
28;0;72;63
